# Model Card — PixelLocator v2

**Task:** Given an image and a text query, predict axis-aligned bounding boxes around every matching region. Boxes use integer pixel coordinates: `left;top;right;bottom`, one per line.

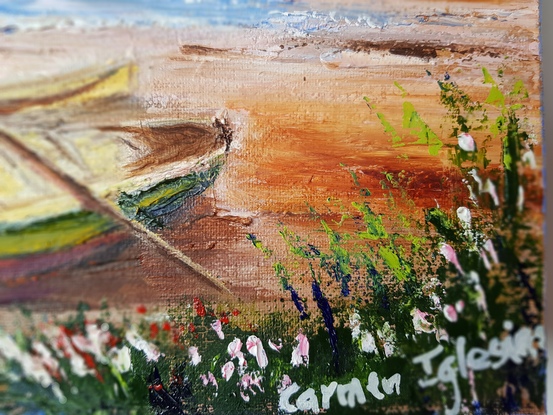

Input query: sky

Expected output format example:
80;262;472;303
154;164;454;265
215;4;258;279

0;0;390;29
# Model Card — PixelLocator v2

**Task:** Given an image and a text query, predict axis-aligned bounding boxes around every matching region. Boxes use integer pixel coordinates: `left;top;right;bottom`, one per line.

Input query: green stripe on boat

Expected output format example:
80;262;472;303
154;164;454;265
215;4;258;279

0;211;115;258
117;155;224;228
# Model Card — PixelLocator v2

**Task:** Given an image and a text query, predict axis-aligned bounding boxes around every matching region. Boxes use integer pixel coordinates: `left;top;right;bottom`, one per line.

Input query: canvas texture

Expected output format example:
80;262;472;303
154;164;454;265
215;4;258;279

0;1;545;414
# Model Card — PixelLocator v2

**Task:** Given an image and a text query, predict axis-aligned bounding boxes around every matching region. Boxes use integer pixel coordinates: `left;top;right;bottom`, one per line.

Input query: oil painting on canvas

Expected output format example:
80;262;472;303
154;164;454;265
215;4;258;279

0;0;545;413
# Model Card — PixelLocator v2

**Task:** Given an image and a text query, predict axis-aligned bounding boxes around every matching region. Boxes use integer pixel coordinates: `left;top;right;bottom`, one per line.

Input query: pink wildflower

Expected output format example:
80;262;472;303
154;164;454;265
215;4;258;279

240;390;250;402
228;338;247;370
249;373;264;392
411;309;434;334
211;319;224;340
483;239;499;264
268;339;283;352
246;335;268;369
200;371;218;390
458;133;476;152
221;361;235;381
291;332;309;367
455;300;465;313
188;346;201;366
278;374;292;393
443;304;458;323
440;243;464;274
480;249;492;270
238;372;264;402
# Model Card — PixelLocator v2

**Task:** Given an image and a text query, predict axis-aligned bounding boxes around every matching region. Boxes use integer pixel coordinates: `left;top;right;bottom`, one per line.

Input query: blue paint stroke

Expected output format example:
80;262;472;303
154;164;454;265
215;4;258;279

472;400;482;415
312;279;339;372
0;0;299;26
0;0;394;29
286;284;309;320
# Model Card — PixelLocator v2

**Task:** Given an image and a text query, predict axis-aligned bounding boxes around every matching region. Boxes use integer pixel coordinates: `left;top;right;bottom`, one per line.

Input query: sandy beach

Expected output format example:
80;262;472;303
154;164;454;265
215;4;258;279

0;0;542;310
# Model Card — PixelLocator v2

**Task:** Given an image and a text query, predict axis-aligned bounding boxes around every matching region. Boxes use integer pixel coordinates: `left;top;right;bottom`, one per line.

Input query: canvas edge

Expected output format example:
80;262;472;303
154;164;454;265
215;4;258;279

538;0;553;412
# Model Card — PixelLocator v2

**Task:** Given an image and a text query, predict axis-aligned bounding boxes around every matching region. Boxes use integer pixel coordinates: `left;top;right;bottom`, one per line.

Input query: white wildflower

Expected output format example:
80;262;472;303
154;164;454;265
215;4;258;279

125;328;161;362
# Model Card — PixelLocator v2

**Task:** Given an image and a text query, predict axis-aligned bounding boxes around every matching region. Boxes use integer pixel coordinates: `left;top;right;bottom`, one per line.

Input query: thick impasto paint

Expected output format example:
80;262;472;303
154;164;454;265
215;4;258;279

0;1;545;414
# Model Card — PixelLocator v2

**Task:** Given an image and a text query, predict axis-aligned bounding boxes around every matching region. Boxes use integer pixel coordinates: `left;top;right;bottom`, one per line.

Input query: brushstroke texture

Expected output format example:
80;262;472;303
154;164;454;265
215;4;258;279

0;128;231;295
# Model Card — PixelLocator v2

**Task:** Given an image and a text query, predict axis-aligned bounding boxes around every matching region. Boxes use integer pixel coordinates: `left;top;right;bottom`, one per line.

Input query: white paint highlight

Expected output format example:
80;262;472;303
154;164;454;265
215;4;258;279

413;323;545;415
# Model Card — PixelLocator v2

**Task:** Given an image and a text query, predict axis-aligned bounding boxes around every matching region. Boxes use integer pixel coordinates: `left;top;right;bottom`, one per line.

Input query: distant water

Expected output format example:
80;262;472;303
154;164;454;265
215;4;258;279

0;0;392;30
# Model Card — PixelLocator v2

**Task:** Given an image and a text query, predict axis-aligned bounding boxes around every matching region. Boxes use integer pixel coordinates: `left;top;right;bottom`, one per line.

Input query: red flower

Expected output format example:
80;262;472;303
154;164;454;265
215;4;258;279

107;334;120;349
136;305;147;314
162;321;172;331
150;323;159;339
220;314;229;325
82;353;97;370
232;309;240;316
188;323;196;333
193;297;206;317
72;346;104;383
59;325;73;336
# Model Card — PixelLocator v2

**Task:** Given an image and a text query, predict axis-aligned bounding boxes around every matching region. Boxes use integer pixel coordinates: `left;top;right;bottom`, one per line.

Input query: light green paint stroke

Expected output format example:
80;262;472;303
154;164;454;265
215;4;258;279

404;233;427;254
320;219;352;276
503;144;513;170
246;233;273;258
278;227;313;259
482;67;495;84
491;115;506;136
376;112;404;147
273;261;287;288
333;213;352;227
482;67;505;107
379;244;411;281
510;80;528;98
394;81;408;97
485;85;505;107
402;102;443;156
351;201;388;240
